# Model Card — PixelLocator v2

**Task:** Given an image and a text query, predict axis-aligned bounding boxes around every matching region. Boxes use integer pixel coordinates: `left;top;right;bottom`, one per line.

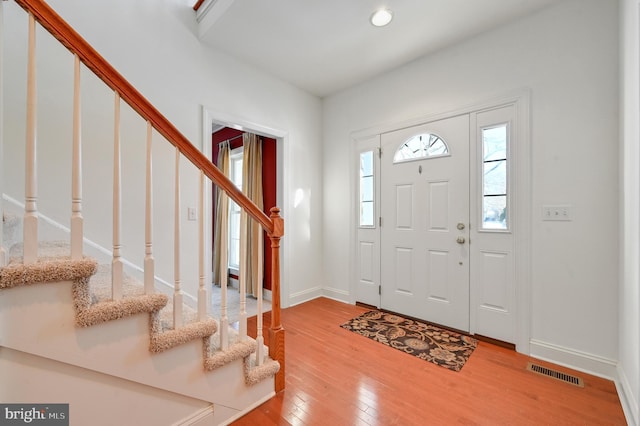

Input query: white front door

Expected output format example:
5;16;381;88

380;115;470;332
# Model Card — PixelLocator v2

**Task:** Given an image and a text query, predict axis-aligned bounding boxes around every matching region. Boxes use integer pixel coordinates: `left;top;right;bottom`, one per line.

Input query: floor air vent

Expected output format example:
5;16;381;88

526;362;584;387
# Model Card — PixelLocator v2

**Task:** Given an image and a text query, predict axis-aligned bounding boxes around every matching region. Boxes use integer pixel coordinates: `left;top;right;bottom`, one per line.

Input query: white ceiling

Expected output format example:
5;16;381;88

198;0;560;98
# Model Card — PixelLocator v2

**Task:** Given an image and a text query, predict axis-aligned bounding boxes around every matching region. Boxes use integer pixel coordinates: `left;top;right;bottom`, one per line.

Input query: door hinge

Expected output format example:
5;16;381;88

378;285;381;295
379;217;382;227
378;147;382;158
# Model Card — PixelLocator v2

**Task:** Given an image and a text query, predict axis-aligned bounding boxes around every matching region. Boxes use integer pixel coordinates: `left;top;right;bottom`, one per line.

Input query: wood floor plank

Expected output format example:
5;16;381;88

235;297;626;425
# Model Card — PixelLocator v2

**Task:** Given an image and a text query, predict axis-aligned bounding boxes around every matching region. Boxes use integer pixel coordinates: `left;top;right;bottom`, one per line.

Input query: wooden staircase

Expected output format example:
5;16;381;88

0;0;285;423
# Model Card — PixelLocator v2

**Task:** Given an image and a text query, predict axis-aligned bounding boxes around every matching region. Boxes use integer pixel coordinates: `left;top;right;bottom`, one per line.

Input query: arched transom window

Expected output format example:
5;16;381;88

393;133;449;163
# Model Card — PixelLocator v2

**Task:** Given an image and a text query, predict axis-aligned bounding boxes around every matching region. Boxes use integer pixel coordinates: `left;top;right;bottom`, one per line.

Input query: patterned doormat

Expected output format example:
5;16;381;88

340;310;477;372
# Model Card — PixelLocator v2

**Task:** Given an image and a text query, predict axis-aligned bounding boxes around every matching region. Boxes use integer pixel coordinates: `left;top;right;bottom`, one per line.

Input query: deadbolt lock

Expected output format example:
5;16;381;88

457;222;465;230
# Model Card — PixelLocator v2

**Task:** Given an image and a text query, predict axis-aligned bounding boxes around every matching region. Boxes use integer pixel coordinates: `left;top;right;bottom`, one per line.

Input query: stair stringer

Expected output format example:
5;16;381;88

0;279;275;414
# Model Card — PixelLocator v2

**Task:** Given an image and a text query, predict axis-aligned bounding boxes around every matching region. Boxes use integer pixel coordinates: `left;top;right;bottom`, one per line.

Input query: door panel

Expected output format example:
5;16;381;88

380;114;470;332
395;184;414;228
394;247;413;294
427;250;450;302
359;241;375;282
429;181;449;230
478;251;509;310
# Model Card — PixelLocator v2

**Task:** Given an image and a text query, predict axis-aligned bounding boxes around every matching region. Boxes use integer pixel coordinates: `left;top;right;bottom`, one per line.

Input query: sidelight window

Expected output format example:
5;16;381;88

359;151;375;227
481;125;508;230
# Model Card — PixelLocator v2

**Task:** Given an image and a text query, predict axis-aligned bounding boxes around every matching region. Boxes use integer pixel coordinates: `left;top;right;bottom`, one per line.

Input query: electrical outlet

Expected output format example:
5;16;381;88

187;207;197;221
542;204;572;221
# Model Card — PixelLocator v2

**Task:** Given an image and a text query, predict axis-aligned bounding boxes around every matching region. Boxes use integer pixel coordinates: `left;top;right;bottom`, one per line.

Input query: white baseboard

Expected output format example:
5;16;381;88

288;286;322;307
322;286;350;304
529;339;618;380
616;364;639;426
171;404;215;426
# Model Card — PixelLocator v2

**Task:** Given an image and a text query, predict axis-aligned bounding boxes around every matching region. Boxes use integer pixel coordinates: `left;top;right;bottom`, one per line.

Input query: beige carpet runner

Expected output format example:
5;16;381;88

341;310;477;372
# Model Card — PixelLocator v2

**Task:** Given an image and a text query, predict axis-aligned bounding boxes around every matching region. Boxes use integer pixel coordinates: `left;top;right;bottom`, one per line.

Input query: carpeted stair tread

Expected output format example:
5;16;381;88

0;253;98;289
87;264;201;332
204;339;257;371
244;353;281;386
75;291;169;327
156;297;200;332
89;263;146;303
204;327;280;383
9;241;74;263
149;316;218;353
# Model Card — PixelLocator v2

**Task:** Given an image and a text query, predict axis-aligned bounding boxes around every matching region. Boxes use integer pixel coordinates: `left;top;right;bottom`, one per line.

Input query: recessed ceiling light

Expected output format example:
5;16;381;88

370;9;393;27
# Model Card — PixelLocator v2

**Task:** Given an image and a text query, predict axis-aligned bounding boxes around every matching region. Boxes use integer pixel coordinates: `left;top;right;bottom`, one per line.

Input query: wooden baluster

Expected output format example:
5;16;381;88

112;92;123;300
144;122;155;294
23;13;38;264
0;0;6;266
173;147;183;328
70;54;83;260
197;170;207;320
269;207;285;392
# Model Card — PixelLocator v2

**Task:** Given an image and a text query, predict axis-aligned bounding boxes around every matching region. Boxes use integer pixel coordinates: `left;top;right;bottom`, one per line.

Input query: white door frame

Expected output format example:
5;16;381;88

350;89;531;354
200;106;291;309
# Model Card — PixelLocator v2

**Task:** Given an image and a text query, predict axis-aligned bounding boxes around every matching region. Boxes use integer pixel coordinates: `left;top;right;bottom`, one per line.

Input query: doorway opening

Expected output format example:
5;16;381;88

211;126;277;298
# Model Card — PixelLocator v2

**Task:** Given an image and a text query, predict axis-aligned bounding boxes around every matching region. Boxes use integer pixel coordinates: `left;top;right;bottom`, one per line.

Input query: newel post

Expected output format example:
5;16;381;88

268;207;285;392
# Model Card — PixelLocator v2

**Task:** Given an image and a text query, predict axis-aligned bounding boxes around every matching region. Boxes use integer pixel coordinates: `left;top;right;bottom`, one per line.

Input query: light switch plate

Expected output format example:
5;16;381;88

187;207;197;221
542;204;572;221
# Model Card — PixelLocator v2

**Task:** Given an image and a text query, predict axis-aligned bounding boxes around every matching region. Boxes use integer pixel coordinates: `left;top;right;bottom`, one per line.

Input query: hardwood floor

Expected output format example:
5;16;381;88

236;297;626;425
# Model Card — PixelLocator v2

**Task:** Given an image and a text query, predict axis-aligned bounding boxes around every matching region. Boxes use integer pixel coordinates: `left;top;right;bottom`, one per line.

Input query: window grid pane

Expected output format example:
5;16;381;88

361;176;374;202
483;160;507;196
360;201;374;227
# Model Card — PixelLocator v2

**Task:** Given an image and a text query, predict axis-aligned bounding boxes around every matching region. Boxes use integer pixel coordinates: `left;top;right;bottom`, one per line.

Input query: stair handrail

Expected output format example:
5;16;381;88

14;0;285;392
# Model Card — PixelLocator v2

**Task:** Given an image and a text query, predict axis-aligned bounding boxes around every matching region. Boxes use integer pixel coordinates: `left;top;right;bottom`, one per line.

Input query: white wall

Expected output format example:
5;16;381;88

2;0;324;308
620;0;640;423
323;0;619;369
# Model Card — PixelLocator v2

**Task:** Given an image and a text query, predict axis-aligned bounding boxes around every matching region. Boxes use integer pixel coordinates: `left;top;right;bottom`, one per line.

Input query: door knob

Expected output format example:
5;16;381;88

456;236;465;244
